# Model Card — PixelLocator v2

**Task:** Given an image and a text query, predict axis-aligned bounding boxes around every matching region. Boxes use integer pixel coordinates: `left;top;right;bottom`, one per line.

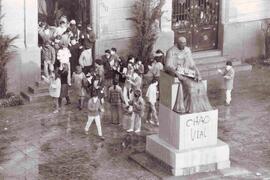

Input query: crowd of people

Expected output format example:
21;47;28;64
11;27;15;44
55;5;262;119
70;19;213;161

38;16;166;140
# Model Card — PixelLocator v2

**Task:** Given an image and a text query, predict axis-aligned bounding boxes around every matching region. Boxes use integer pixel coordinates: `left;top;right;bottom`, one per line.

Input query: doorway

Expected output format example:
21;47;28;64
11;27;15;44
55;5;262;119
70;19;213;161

172;0;219;52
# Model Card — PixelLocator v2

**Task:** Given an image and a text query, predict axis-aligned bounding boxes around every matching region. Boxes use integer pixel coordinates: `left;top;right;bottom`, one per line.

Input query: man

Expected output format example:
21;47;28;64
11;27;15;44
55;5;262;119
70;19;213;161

110;48;121;80
69;36;81;75
108;79;125;125
165;36;212;114
102;49;114;81
80;24;96;50
79;46;93;75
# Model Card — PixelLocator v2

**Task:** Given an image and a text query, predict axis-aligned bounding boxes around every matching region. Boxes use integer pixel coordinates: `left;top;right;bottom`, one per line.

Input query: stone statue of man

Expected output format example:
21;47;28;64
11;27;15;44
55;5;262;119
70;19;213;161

165;36;213;114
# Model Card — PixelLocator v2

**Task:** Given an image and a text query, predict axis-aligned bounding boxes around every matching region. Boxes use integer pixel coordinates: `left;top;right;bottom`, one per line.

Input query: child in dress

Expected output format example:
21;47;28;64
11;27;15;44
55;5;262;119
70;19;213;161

72;66;86;110
42;72;61;113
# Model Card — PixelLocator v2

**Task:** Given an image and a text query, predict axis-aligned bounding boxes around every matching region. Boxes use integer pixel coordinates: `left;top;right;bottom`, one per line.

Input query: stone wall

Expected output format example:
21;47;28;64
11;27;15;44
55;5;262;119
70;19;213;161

220;0;270;60
94;0;174;57
94;0;135;57
2;0;40;94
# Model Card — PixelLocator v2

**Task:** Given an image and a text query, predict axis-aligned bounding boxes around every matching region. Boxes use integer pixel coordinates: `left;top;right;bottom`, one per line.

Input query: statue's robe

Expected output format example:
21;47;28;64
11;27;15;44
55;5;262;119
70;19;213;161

165;46;213;114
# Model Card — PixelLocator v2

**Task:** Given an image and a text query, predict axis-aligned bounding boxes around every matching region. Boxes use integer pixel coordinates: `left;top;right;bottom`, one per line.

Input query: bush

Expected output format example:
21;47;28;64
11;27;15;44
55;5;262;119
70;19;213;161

0;12;18;98
128;0;165;64
0;94;24;108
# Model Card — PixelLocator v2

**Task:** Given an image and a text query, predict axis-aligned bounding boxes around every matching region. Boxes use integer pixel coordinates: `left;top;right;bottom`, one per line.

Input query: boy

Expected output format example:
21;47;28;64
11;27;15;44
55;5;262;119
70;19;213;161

85;90;105;140
218;61;235;106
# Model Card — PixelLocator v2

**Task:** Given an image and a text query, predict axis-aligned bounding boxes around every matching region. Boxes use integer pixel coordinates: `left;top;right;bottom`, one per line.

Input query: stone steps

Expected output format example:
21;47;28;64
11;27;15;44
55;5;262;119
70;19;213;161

21;80;50;102
201;63;252;78
197;58;241;71
192;49;222;59
21;91;50;102
192;50;252;78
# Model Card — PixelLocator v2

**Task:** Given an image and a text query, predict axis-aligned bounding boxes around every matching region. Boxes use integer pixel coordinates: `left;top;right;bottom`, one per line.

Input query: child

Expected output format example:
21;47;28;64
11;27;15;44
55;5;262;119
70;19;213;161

84;90;105;140
72;66;86;110
108;79;124;125
146;78;159;125
42;72;61;113
127;89;145;133
57;44;72;85
58;63;71;106
218;61;235;106
41;40;55;78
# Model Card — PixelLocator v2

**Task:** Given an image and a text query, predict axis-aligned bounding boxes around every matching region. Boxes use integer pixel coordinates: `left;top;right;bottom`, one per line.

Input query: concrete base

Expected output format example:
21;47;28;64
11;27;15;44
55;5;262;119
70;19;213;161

146;134;230;176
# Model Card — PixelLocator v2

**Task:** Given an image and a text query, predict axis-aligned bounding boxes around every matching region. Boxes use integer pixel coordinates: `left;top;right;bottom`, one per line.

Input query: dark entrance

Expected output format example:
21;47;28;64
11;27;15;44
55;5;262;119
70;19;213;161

38;0;91;26
172;0;219;52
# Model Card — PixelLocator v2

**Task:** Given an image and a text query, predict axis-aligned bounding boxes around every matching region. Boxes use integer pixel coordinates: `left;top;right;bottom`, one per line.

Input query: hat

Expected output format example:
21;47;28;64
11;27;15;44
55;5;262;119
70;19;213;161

70;20;76;25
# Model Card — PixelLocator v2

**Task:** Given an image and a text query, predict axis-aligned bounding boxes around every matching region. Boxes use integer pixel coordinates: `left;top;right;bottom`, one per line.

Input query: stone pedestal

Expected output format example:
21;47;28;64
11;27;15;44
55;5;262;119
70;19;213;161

146;72;230;176
146;135;230;176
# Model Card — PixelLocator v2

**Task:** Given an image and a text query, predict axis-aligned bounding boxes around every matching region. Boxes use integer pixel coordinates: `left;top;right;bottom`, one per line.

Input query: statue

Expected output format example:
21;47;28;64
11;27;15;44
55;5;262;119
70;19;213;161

165;37;213;114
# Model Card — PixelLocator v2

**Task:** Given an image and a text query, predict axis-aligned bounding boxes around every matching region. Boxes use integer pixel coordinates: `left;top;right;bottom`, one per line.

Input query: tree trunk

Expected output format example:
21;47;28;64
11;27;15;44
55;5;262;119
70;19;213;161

0;67;7;98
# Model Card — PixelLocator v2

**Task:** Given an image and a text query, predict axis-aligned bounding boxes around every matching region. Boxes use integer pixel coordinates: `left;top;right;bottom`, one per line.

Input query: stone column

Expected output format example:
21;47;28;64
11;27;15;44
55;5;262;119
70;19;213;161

154;0;175;53
2;0;41;94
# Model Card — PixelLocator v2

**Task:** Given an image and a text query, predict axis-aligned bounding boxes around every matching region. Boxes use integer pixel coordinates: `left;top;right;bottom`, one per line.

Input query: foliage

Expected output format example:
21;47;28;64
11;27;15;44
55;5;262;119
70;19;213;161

0;94;24;108
128;0;165;64
0;14;18;98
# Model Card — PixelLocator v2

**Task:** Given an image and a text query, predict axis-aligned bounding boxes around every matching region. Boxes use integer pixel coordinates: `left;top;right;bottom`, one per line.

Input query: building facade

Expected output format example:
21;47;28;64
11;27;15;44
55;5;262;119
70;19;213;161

1;0;270;94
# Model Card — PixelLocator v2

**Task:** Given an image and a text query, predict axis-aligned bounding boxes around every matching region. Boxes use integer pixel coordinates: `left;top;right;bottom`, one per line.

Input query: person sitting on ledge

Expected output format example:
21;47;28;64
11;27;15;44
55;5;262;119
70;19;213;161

165;36;213;114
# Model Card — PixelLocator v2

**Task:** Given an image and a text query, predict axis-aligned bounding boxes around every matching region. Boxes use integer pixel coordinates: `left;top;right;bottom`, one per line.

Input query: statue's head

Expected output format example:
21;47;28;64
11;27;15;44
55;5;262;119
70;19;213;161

176;36;187;50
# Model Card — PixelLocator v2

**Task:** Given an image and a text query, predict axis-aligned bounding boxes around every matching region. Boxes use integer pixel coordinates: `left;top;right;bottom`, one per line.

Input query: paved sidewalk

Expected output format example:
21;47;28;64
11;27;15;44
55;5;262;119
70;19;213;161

0;64;270;179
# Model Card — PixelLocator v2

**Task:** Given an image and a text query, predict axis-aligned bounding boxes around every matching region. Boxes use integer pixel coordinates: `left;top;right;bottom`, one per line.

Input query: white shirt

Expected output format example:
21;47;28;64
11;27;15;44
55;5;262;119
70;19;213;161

146;83;157;105
57;48;71;64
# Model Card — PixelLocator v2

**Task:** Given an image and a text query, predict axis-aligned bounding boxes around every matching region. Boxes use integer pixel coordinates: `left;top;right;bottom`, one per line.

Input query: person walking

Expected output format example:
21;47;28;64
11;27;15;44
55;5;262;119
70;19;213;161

84;90;105;140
